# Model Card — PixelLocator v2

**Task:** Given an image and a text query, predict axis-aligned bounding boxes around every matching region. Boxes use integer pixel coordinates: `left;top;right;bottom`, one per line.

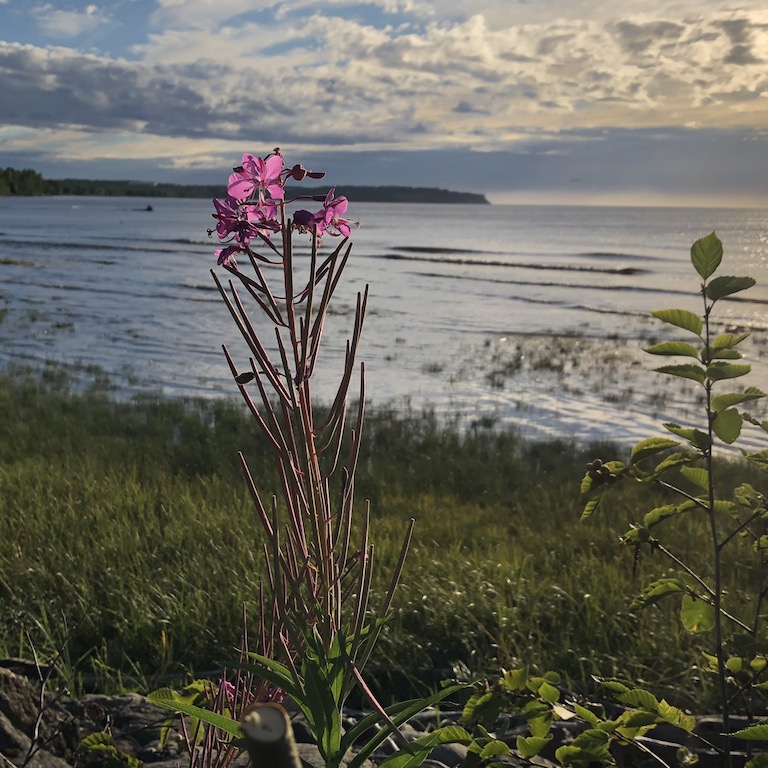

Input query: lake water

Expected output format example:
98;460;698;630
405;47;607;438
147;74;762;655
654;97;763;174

1;196;767;446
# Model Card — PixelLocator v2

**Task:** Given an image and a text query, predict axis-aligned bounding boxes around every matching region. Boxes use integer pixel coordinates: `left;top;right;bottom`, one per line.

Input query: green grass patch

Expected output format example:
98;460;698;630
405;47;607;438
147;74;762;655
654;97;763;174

0;363;762;708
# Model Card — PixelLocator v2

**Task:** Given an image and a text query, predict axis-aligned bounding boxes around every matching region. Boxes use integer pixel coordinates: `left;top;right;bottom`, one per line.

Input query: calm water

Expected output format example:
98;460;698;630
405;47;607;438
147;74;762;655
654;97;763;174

1;196;767;444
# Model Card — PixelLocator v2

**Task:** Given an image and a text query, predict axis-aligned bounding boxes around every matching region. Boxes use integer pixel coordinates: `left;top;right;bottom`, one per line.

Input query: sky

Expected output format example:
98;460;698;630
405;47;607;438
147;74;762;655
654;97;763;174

0;1;767;205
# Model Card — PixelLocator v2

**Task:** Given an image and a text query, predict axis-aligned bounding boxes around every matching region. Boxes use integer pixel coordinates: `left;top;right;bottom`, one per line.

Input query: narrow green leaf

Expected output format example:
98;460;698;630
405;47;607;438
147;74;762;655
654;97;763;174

712;387;766;412
680;594;715;633
651;308;703;336
654;364;706;384
644;341;700;358
377;727;472;768
148;699;242;738
691;231;722;279
731;723;768;741
713;408;743;444
706;275;756;302
516;735;551;759
707;362;751;381
631;437;679;463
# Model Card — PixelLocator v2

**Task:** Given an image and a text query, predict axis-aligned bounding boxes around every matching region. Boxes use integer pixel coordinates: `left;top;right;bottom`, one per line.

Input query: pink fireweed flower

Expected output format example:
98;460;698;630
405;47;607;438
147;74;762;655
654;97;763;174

228;153;285;203
293;188;356;240
215;244;243;267
317;188;354;237
211;196;279;245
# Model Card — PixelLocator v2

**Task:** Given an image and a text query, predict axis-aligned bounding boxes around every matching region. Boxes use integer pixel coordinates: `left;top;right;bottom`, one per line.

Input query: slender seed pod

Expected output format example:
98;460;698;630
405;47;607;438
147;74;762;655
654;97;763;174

240;703;300;768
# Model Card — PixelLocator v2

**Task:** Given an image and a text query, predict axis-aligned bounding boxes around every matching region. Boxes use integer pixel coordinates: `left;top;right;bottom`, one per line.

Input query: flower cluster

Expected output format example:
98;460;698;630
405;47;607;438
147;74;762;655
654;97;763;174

209;149;356;266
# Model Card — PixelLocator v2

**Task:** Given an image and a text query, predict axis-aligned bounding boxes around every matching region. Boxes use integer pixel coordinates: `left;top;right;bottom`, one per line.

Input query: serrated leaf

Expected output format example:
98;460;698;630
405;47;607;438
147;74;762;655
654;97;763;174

631;437;680;463
657;700;696;731
643;505;679;529
581;485;605;521
706;275;756;302
731;723;768;741
651;308;703;336
663;425;710;451
516;735;551;759
713;408;743;444
644;341;701;358
573;704;600;728
691;231;722;279
680;594;715;633
631;577;685;609
655;364;706;384
654;451;699;474
709;348;742;360
712;388;766;412
680;466;709;490
743;448;768;467
479;740;510;759
707;362;751;381
596;679;630;694
713;332;750;349
539;681;560;704
617;688;659;710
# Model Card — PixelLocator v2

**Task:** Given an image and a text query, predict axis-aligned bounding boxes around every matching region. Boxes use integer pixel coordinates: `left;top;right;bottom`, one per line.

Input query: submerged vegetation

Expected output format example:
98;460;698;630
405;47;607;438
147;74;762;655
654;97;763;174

0;362;762;710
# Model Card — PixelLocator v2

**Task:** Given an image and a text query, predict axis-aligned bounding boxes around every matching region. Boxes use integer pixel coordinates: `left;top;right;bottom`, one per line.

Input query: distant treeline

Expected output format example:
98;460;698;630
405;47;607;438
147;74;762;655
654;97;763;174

0;166;488;204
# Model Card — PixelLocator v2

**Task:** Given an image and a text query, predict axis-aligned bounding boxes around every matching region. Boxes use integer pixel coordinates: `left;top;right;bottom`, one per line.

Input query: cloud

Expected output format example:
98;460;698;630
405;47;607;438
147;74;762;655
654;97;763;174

31;3;109;39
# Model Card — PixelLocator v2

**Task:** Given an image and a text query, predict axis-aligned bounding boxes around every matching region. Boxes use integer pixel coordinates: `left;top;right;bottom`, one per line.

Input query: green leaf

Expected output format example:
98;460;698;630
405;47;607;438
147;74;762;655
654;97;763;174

654;364;706;384
573;703;600;728
239;655;302;701
712;408;743;444
516;735;551;759
744;449;768;467
631;578;685;609
580;484;605;522
643;505;679;529
731;723;768;741
501;668;528;692
691;231;722;279
680;466;709;490
662;425;710;452
654;451;699;474
680;594;715;633
539;681;560;704
706;275;756;302
616;688;659;709
709;348;741;360
651;308;703;337
148;699;242;738
657;700;696;731
712;387;766;412
745;755;768;768
644;341;700;358
707;362;751;381
344;684;469;768
631;437;680;463
713;331;750;349
377;726;472;768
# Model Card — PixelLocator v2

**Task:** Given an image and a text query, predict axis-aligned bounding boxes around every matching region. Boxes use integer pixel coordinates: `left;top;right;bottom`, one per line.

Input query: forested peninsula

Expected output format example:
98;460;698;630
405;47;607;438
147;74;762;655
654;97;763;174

0;167;489;204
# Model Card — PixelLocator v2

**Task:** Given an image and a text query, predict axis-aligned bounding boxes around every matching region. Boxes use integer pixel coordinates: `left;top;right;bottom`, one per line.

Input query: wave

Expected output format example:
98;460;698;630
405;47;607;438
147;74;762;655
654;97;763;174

375;251;647;275
0;237;182;255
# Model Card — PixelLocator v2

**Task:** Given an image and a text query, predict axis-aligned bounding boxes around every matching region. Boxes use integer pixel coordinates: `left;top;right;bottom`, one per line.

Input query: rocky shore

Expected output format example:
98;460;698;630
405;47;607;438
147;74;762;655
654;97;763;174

0;662;757;768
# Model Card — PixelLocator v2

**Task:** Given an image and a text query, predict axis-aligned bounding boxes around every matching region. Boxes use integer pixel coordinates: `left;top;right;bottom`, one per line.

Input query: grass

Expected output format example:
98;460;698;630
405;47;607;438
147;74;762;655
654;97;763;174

0;362;763;710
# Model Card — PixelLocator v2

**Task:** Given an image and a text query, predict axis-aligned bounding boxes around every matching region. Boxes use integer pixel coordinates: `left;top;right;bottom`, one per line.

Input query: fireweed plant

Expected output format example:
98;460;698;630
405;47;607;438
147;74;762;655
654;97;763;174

150;150;465;768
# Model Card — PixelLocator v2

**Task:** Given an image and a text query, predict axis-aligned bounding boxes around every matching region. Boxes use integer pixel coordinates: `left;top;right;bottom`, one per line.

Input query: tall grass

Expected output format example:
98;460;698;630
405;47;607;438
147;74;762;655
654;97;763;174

0;364;761;708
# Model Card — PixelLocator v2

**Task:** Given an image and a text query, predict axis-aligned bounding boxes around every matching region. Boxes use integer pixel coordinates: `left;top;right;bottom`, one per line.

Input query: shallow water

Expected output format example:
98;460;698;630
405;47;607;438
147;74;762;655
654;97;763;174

1;196;766;446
